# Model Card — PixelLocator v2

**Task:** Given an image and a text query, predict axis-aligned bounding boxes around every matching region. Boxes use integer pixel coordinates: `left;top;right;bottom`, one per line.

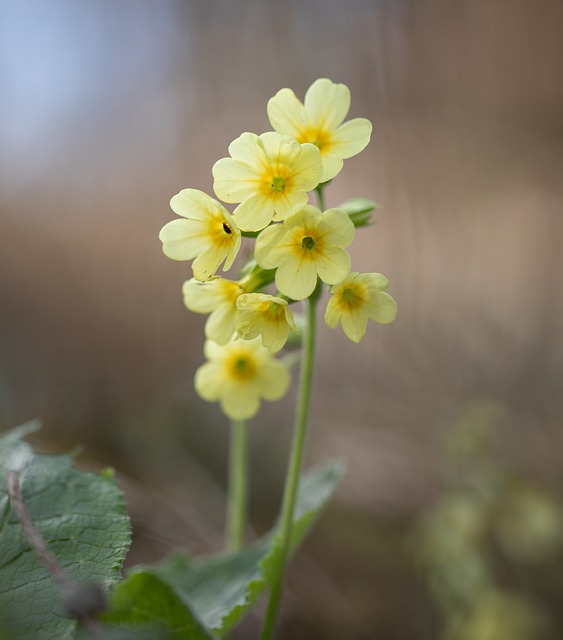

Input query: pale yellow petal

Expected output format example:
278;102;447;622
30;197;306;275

284;203;321;230
194;362;224;400
314;246;351;285
319;154;344;182
260;321;289;353
170;188;225;221
240;335;271;360
235;317;261;341
212;157;260;203
276;257;318;300
235;301;263;340
255;224;289;268
362;272;390;291
267;88;306;138
318;208;356;247
221;382;261;420
203;339;223;360
271;190;309;222
234;292;258;311
330;118;373;159
182;278;222;313
233;193;275;232
258;131;302;165
159;219;207;261
222;232;241;272
304;78;351;130
257;359;291;400
365;291;398;324
227;132;265;168
289;143;323;190
283;306;299;334
324;295;342;330
205;304;237;344
340;307;369;343
191;245;227;281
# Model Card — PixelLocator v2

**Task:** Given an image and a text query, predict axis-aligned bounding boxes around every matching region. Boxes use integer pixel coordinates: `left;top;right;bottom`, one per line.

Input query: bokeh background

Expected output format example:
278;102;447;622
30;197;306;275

1;1;563;638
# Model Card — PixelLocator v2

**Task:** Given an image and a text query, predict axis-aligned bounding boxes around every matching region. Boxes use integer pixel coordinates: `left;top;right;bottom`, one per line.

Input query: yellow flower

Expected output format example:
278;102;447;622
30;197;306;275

183;277;245;345
267;78;372;183
159;188;241;281
236;293;299;353
194;338;291;421
325;272;397;343
212;132;322;232
255;205;355;300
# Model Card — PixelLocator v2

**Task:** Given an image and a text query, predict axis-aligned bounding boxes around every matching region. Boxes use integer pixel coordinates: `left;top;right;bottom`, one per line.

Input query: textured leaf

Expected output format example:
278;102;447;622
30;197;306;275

76;623;164;640
0;422;131;640
150;459;345;635
102;571;217;640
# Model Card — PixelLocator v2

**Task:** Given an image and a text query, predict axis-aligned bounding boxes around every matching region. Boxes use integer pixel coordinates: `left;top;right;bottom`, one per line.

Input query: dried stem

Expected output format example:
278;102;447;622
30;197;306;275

6;471;107;636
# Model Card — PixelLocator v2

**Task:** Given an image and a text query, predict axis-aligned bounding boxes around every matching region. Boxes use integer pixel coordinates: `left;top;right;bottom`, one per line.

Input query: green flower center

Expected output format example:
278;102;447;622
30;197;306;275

301;236;316;250
266;302;284;318
341;286;364;309
271;176;286;192
229;355;257;381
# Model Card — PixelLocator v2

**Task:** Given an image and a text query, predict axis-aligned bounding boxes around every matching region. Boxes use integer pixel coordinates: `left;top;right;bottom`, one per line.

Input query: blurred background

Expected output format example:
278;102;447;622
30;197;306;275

1;0;563;638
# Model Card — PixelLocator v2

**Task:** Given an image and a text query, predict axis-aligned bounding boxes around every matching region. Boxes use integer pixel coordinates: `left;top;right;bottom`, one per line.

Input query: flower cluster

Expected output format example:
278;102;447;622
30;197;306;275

160;78;397;420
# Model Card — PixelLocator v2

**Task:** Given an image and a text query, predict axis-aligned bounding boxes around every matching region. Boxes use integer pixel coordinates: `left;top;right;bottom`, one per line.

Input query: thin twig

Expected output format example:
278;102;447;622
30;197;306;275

6;471;107;637
7;471;68;587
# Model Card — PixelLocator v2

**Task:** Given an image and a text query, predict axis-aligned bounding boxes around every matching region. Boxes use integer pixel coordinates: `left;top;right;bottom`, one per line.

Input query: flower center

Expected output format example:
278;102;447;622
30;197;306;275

228;353;257;381
301;236;316;250
299;127;330;151
265;301;285;319
341;286;365;309
222;222;232;234
271;176;286;192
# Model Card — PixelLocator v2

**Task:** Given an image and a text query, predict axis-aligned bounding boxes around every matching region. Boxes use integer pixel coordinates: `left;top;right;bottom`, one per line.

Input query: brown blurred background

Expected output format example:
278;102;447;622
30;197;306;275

1;1;563;638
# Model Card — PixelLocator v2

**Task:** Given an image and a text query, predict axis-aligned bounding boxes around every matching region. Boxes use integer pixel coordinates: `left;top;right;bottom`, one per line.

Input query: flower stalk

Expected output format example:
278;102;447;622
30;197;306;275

315;183;326;210
260;280;321;640
226;419;248;551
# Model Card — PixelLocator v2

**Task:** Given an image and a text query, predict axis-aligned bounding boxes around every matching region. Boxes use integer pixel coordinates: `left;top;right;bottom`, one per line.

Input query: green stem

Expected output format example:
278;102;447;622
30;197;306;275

226;419;248;552
260;286;319;640
315;183;326;210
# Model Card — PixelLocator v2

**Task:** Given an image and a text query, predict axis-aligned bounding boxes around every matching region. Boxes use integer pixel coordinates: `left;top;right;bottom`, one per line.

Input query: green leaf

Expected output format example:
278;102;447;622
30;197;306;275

76;623;166;640
0;422;131;640
102;571;217;640
147;459;345;635
337;197;381;227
